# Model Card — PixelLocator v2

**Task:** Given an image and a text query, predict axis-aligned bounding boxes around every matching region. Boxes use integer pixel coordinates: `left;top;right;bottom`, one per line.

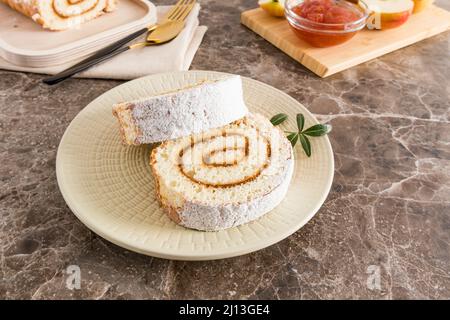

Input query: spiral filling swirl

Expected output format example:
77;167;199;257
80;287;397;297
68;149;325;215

52;0;99;18
177;128;272;188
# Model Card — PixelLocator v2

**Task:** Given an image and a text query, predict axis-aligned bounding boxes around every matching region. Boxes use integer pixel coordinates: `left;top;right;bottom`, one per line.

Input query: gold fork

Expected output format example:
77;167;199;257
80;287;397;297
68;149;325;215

133;0;197;47
43;0;197;85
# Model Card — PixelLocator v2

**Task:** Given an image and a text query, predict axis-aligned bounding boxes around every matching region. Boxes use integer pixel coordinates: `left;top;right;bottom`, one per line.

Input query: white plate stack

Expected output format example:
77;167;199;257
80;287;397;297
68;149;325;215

0;0;157;68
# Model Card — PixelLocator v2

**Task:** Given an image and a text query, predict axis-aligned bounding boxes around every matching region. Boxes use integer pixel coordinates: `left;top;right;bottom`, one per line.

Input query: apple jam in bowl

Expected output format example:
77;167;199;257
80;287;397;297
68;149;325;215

285;0;368;47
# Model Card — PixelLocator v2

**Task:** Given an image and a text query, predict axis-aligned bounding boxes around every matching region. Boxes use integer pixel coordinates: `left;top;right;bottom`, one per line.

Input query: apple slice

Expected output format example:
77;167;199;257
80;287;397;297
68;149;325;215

412;0;434;14
360;0;414;29
259;0;286;17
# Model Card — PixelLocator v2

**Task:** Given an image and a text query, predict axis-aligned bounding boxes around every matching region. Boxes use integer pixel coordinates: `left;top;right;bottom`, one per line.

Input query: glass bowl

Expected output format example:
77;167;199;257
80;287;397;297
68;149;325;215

285;0;368;47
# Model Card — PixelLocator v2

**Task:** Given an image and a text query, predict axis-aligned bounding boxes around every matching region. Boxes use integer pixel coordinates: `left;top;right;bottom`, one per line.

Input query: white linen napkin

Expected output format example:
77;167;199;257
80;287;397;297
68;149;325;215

0;5;207;80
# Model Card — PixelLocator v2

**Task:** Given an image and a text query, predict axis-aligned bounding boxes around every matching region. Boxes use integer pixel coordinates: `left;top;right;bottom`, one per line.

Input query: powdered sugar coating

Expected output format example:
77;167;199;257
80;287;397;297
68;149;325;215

130;75;249;144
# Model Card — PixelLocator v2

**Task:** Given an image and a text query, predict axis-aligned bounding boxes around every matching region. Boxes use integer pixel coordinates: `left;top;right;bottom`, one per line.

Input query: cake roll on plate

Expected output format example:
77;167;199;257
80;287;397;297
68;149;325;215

1;0;118;30
113;76;249;145
151;113;294;231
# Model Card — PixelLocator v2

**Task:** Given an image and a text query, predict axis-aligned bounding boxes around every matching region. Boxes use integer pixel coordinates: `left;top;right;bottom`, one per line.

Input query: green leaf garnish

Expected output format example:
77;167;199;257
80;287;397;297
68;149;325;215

287;132;299;147
296;114;305;132
270;113;288;126
302;124;332;137
272;113;331;157
299;134;311;157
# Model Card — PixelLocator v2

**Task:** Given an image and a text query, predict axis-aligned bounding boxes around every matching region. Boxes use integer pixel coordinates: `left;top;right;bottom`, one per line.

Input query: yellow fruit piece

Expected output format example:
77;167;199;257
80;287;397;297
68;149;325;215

412;0;434;13
259;0;285;17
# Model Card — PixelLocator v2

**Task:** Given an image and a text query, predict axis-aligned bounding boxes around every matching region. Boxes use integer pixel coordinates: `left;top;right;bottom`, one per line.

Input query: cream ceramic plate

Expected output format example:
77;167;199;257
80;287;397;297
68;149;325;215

0;0;156;67
56;71;334;260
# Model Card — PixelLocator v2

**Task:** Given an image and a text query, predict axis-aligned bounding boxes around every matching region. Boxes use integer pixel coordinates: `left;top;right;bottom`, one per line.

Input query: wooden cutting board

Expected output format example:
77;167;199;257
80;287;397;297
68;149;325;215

241;5;450;77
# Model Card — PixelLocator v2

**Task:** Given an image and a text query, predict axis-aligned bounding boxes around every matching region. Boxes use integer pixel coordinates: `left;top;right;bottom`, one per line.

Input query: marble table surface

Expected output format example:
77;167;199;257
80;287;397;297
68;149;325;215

1;0;449;299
